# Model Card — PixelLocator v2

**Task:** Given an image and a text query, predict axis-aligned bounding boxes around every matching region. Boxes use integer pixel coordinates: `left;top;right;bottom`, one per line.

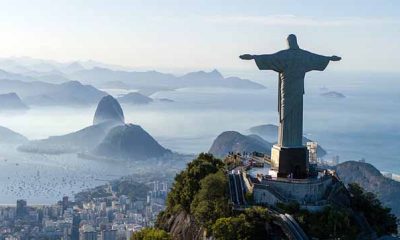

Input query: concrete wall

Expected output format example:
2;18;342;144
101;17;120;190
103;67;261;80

243;170;333;208
242;172;254;193
264;176;333;204
253;187;281;206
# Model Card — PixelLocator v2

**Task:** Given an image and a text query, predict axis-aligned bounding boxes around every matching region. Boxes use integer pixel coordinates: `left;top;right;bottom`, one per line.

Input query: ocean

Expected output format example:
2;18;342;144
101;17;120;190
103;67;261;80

0;70;399;204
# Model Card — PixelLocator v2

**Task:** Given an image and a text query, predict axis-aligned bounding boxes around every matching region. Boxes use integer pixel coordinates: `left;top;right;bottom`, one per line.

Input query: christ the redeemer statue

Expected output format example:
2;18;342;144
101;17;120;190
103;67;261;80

240;34;341;178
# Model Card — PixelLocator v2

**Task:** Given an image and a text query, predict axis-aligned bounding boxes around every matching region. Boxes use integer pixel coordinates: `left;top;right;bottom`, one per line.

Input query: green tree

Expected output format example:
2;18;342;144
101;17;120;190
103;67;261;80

212;215;252;240
212;207;271;240
191;171;231;230
295;206;358;239
348;183;398;236
130;228;171;240
242;207;271;239
166;153;225;213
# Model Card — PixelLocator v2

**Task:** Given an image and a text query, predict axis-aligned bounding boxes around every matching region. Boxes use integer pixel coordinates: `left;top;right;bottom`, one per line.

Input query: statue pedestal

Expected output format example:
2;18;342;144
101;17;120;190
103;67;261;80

271;145;308;179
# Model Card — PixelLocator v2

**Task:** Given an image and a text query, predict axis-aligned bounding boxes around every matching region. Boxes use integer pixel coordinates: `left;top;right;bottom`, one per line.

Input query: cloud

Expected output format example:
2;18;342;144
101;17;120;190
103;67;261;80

204;14;398;27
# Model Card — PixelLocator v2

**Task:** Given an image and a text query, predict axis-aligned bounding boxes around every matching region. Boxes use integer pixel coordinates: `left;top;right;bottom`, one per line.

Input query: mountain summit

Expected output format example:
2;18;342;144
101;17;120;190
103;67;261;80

180;69;224;81
208;131;273;157
93;95;125;125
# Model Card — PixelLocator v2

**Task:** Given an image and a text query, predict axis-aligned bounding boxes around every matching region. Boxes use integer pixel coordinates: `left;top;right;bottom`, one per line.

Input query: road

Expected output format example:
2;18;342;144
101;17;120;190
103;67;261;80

228;170;246;206
278;213;309;240
228;170;309;240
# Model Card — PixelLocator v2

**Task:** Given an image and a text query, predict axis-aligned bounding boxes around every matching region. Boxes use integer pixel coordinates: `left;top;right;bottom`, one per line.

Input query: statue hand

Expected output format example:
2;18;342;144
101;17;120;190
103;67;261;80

239;54;254;60
330;55;341;61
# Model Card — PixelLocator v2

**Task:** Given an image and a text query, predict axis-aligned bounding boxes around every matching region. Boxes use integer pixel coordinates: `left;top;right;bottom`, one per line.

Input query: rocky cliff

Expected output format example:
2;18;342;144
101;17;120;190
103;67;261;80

336;161;400;218
156;211;205;240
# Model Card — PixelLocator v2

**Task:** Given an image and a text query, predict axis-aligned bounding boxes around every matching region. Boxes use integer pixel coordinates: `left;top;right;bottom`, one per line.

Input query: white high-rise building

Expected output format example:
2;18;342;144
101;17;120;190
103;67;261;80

307;142;318;164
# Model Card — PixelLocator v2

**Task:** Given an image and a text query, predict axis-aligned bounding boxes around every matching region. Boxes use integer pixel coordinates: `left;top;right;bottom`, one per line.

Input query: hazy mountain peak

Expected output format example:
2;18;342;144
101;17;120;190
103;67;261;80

210;69;223;77
62;61;85;73
117;92;153;104
0;92;29;110
93;95;125;125
60;80;83;87
181;69;224;80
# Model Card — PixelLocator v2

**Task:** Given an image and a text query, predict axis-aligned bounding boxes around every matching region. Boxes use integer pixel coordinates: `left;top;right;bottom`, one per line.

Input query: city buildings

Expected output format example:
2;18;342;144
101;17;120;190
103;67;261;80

0;181;169;240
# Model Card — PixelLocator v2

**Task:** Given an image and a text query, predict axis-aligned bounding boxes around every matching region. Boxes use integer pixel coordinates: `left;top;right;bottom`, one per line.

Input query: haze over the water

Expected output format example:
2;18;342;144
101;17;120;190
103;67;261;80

0;0;399;75
0;0;399;204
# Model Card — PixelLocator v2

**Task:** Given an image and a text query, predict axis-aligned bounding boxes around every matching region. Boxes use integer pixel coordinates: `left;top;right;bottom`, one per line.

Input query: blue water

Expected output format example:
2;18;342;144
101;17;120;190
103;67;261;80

150;71;400;173
0;70;399;203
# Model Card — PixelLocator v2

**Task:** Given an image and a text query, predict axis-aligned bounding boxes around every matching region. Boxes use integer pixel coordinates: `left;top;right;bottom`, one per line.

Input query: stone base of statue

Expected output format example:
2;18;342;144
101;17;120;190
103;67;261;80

270;144;308;179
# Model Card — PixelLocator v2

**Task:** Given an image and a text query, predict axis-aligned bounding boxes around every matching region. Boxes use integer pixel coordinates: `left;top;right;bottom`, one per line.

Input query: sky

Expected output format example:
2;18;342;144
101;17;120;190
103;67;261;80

0;0;399;74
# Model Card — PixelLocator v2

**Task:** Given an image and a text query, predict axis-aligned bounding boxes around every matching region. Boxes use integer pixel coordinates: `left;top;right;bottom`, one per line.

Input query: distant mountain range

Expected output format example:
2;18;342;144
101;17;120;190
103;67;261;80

0;69;36;82
0;57;128;75
0;79;107;106
0;57;265;94
68;68;264;90
0;57;266;108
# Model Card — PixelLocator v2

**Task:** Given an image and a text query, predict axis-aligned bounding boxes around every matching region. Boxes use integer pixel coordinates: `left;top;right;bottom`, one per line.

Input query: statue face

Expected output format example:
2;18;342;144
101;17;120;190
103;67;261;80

287;34;299;49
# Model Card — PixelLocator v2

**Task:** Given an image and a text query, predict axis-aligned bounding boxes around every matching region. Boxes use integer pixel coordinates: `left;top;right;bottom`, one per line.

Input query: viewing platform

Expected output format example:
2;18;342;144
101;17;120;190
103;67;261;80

225;152;338;211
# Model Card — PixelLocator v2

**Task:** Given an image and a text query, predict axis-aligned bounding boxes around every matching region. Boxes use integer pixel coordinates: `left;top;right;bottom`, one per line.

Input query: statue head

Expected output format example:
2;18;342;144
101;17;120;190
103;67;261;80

287;34;300;50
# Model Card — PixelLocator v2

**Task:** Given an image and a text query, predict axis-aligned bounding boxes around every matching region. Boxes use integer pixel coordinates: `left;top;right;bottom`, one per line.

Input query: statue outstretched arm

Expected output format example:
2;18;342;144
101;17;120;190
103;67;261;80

240;54;275;60
239;54;255;60
304;51;341;72
240;53;282;72
330;55;341;61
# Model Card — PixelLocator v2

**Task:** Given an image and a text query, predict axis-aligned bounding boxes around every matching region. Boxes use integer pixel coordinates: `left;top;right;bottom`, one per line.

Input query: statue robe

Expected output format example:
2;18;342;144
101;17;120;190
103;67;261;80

254;49;330;147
